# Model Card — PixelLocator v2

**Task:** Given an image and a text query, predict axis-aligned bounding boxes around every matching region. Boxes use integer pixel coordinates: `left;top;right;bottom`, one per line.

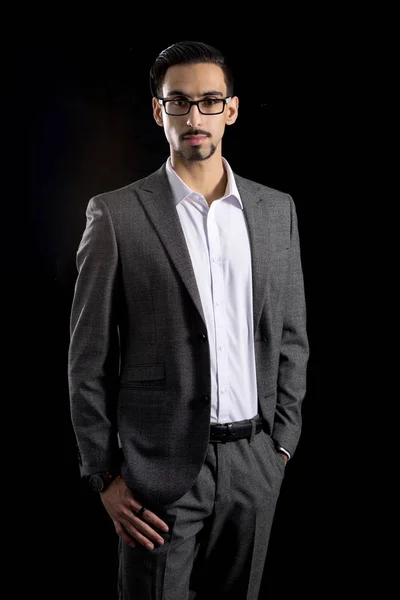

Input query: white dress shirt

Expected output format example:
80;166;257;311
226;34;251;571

166;157;258;424
165;158;290;460
166;158;290;458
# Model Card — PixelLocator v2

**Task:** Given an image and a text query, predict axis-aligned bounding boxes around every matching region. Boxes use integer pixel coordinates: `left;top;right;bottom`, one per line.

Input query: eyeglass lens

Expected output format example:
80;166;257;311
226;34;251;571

165;99;225;115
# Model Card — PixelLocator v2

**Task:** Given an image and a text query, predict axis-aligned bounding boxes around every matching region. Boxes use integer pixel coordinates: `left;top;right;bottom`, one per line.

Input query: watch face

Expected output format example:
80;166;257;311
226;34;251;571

89;473;105;492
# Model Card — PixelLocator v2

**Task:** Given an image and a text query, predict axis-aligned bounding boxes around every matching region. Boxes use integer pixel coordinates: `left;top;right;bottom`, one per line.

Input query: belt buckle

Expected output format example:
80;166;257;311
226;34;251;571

218;423;235;443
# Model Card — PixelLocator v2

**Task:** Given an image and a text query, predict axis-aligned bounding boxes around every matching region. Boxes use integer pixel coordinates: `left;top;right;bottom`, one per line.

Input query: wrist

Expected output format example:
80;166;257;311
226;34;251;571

88;471;119;492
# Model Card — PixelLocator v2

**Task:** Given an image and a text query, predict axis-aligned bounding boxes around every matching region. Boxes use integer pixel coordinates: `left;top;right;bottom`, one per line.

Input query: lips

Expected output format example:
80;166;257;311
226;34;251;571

183;135;207;145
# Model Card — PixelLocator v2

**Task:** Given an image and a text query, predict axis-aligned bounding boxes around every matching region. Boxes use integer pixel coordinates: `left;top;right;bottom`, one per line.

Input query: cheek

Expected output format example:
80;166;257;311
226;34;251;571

211;120;226;141
163;123;181;146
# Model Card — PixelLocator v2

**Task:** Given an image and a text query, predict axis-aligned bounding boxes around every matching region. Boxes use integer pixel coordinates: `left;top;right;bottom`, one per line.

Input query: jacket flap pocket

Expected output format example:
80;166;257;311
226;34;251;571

124;363;165;381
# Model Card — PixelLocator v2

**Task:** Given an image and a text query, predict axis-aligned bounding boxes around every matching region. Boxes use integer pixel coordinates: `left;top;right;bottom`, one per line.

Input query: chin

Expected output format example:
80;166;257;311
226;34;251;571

179;145;216;163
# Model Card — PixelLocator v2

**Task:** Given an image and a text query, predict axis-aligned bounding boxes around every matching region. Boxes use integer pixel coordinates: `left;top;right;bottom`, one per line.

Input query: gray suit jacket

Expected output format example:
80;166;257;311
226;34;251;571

68;163;309;506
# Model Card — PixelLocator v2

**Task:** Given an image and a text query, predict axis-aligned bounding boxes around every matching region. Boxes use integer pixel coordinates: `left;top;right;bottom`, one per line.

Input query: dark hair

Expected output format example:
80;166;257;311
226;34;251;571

149;40;234;98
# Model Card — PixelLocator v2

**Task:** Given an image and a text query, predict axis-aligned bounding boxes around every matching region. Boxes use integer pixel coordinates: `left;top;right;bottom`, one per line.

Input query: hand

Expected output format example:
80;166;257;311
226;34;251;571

99;476;169;550
279;452;288;466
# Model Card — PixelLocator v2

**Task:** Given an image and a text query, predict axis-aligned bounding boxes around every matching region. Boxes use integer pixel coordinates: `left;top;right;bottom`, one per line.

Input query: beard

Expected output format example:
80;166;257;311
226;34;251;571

177;142;217;163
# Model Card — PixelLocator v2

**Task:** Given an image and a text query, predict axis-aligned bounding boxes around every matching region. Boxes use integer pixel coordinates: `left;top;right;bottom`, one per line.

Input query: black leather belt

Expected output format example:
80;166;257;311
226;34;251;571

210;416;263;443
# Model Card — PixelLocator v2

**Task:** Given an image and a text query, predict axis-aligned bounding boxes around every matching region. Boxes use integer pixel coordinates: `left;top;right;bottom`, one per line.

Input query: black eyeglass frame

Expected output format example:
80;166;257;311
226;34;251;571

158;97;232;116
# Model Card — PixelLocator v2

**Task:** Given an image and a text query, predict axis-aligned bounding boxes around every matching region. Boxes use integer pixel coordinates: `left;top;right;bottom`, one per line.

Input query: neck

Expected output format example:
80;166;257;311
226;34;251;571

170;151;227;205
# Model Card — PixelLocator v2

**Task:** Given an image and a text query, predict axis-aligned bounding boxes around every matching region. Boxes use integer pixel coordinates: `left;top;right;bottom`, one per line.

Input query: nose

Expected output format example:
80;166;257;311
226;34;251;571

186;103;203;127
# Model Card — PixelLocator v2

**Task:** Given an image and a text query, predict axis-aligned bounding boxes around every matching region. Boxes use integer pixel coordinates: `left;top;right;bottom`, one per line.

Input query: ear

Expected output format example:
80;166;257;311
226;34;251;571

225;96;239;126
152;97;164;127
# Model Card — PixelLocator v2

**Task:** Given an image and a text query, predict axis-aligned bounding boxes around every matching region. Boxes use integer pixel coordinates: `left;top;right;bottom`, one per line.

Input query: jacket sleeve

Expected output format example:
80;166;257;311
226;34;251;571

272;195;309;457
68;196;121;477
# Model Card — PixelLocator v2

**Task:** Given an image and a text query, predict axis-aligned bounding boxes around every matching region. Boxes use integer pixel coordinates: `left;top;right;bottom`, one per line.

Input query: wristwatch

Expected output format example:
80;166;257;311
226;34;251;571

88;471;118;492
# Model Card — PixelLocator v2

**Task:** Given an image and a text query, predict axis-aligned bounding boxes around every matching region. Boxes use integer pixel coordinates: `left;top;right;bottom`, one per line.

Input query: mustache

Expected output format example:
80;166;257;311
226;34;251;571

181;129;211;139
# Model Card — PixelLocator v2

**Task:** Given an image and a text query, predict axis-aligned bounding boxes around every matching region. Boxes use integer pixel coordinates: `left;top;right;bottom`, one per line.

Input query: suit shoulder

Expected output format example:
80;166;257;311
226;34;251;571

234;173;293;203
88;171;158;209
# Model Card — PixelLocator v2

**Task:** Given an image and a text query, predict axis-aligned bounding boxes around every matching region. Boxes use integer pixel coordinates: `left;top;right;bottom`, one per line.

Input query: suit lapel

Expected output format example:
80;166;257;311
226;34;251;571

135;165;273;335
235;175;272;335
136;165;206;325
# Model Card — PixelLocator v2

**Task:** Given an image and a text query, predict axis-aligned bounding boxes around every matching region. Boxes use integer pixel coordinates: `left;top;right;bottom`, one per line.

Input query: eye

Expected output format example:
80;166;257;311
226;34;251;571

201;98;219;106
171;98;189;106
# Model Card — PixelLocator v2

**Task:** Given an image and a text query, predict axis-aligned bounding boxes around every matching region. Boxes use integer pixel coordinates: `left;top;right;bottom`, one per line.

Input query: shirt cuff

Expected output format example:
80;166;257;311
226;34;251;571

277;446;291;460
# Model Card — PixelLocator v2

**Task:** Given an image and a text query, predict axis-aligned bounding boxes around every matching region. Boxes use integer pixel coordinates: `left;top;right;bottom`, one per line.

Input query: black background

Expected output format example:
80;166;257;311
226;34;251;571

18;20;375;598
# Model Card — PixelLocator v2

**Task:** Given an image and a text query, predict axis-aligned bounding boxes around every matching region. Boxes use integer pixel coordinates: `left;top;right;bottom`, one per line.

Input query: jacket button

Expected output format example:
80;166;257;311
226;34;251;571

198;333;207;342
202;395;210;402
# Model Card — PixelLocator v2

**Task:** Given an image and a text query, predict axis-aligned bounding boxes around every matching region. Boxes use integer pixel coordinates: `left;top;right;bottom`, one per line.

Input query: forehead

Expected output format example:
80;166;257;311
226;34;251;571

162;62;226;96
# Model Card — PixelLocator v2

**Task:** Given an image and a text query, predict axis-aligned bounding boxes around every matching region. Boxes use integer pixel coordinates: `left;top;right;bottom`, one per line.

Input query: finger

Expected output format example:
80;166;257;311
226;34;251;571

120;517;158;550
131;504;169;533
131;515;166;547
114;521;136;549
118;506;164;546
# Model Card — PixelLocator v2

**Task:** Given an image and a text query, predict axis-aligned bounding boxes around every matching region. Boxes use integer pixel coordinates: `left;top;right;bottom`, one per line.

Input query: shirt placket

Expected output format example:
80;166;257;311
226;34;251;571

207;204;229;422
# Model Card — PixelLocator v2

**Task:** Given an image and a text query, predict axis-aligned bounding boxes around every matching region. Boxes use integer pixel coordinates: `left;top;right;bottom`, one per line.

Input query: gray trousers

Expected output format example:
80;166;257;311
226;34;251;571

118;429;286;600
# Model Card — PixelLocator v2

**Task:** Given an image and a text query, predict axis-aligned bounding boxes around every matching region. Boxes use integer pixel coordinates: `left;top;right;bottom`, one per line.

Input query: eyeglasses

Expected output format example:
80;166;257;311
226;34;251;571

158;97;232;116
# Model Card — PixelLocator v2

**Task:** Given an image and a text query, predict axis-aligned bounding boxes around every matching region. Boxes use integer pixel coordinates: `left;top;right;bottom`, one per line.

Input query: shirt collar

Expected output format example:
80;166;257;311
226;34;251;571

165;156;243;209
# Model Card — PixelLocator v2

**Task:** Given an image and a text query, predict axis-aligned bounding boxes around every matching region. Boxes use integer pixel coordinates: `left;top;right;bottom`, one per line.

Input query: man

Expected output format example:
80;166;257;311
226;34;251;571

68;40;309;600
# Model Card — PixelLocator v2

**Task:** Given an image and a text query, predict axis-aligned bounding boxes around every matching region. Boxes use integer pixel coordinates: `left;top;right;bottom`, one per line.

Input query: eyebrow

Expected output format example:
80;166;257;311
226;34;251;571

164;90;224;98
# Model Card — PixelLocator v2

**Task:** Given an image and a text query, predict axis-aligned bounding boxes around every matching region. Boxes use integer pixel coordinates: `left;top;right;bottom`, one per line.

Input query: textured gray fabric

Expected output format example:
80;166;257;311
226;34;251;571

68;162;309;508
118;430;285;600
